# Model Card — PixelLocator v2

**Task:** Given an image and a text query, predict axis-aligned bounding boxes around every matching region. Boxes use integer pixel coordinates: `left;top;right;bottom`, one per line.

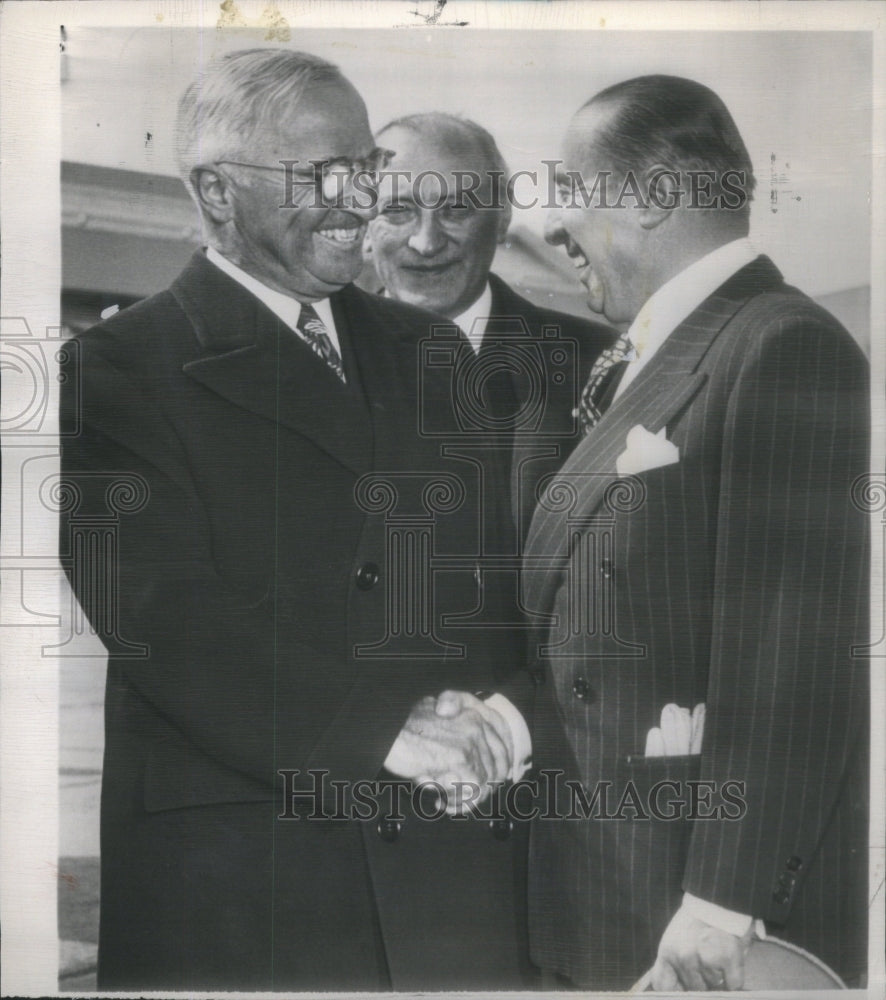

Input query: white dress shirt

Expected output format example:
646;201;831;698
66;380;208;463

206;246;341;356
453;282;493;354
384;282;493;354
612;237;767;940
613;238;759;402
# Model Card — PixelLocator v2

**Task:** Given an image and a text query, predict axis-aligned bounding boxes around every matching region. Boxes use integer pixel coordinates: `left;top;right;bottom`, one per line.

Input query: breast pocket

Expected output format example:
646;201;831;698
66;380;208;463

617;752;702;823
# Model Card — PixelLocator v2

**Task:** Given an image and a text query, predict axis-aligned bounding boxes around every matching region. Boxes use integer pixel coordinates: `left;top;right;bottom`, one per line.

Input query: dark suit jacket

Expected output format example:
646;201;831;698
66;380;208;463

368;272;614;549
522;257;869;988
485;273;615;547
60;251;530;991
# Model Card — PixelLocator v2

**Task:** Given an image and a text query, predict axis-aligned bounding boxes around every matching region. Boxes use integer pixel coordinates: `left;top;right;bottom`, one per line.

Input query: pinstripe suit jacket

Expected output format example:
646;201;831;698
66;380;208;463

523;257;869;988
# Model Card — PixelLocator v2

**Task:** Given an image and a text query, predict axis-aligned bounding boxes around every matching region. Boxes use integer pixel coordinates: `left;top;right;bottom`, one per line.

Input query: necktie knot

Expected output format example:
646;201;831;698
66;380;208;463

297;302;346;383
577;333;634;434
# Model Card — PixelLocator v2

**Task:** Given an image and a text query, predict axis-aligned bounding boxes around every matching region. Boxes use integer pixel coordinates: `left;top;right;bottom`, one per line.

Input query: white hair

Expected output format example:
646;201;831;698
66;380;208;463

174;48;343;197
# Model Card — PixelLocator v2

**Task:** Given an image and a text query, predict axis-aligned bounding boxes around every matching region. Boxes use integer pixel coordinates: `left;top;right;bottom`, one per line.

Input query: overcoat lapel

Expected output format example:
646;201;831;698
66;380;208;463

173;252;372;476
329;283;413;473
522;256;784;616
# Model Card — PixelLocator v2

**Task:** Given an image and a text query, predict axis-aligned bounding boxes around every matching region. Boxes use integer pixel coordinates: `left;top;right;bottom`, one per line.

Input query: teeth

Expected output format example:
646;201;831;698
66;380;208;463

319;227;361;244
572;251;588;268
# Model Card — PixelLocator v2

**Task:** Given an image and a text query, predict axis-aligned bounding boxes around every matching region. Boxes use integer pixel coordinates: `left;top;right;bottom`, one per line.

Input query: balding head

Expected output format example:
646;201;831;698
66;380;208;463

575;75;756;219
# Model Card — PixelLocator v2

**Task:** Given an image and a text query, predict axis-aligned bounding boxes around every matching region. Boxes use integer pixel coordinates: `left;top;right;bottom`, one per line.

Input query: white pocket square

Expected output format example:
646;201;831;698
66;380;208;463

616;425;679;476
644;702;705;757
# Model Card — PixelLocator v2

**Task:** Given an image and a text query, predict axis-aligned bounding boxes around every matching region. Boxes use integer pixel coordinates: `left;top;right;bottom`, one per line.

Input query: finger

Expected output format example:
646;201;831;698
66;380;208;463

440;773;482;815
479;718;511;784
678;961;708;992
651;958;682;992
476;702;514;764
434;689;466;718
700;962;728;990
698;929;743;990
721;945;745;990
468;726;493;788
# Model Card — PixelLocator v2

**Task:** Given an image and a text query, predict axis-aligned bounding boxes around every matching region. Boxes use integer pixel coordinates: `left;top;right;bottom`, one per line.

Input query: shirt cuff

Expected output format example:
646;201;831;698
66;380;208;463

682;893;766;940
482;693;532;782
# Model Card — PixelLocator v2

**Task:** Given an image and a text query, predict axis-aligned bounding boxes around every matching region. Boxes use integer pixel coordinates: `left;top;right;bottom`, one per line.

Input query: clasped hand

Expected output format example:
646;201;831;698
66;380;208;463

384;691;514;813
652;907;752;991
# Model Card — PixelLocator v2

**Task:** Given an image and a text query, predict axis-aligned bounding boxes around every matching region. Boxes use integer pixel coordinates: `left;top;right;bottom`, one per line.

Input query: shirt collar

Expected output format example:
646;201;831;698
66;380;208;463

627;237;758;359
453;283;493;354
205;246;339;351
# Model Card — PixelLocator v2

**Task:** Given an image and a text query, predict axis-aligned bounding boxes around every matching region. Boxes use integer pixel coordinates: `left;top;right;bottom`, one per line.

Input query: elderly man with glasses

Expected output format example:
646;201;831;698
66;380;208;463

60;48;533;992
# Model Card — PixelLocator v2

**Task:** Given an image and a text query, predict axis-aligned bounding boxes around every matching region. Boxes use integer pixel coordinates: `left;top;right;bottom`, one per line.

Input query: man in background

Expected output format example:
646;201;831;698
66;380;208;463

365;112;615;543
60;48;531;991
524;75;869;990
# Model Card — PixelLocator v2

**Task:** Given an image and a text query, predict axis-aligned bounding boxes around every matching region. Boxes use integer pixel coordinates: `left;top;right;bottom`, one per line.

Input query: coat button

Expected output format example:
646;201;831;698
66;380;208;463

356;562;380;590
489;819;513;841
529;665;546;686
572;677;594;702
786;855;803;871
376;819;401;842
772;888;790;905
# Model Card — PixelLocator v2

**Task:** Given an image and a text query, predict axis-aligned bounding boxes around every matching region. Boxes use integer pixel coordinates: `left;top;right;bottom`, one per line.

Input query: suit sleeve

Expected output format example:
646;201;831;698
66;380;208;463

60;340;479;793
681;305;869;923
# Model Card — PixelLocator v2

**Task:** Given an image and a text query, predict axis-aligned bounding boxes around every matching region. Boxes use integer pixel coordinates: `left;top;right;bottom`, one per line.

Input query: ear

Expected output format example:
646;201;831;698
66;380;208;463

496;207;511;243
497;182;514;242
190;165;236;225
638;164;681;231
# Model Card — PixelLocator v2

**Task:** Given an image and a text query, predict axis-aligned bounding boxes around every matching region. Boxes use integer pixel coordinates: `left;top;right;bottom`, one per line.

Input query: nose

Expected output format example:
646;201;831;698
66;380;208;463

544;207;567;247
407;210;447;257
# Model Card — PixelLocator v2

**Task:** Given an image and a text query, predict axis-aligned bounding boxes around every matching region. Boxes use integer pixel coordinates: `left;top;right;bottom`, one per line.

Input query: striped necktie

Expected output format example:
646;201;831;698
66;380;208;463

296;302;346;383
577;333;634;434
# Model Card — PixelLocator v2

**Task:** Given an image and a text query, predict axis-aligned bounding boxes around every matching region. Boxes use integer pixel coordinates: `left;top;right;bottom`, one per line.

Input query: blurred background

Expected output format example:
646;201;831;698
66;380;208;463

58;24;873;988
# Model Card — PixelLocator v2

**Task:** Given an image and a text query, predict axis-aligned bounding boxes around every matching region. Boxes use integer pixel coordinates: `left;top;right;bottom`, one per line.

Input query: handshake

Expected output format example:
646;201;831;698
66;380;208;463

384;691;526;814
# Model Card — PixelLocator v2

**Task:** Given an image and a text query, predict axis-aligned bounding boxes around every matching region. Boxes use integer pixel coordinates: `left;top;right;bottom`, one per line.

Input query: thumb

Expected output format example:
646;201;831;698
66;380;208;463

721;939;746;990
434;690;463;718
650;957;681;992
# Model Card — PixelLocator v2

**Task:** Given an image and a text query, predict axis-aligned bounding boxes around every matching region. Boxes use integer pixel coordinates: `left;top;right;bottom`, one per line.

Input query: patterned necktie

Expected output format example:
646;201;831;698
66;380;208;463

296;302;346;383
577;333;634;434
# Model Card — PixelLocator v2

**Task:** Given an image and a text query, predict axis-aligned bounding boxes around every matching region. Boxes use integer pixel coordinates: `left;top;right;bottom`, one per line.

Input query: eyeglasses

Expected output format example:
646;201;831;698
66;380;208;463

216;147;395;202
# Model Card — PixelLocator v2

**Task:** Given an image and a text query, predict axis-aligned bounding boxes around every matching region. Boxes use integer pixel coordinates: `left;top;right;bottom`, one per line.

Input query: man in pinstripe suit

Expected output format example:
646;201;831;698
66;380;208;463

524;76;869;989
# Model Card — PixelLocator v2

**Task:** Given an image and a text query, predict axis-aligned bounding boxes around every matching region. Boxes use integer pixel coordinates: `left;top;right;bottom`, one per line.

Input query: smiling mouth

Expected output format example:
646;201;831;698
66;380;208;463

317;225;364;246
566;242;589;272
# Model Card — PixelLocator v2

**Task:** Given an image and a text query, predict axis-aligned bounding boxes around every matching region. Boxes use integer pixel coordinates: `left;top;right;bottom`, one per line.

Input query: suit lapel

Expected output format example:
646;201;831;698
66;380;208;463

329;284;411;473
173;252;372;476
523;256;784;613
